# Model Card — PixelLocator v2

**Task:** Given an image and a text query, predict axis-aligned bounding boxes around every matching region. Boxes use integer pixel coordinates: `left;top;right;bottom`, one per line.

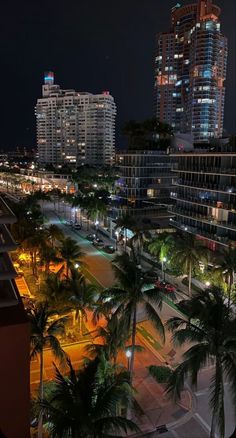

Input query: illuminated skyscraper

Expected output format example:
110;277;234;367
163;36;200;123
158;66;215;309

154;0;227;142
36;72;116;166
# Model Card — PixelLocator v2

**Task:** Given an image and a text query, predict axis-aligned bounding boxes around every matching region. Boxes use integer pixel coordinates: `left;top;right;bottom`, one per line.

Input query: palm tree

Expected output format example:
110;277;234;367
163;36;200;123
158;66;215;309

130;226;151;264
148;232;174;262
115;214;136;253
214;247;236;305
28;302;67;438
40;355;138;437
22;231;48;275
40;272;71;313
98;253;165;381
59;237;84;278
86;313;130;364
171;233;209;295
39;244;61;274
46;224;64;248
66;269;97;334
166;286;236;438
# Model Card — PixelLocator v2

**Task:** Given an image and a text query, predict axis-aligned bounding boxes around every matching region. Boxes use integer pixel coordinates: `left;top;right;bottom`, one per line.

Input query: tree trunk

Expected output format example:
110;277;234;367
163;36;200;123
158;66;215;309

38;350;44;438
129;306;137;382
188;261;192;297
210;413;217;438
124;228;127;253
79;309;82;335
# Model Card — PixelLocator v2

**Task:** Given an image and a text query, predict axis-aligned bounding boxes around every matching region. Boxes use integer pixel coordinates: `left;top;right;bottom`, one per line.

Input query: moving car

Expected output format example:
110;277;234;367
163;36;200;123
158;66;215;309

92;238;104;248
102;245;115;254
155;280;176;293
86;233;96;241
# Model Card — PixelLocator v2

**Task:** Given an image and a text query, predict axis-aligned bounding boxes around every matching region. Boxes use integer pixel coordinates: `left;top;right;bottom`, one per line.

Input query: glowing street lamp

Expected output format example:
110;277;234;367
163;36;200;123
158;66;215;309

162;257;167;281
126;349;132;370
115;230;119;250
205;281;211;288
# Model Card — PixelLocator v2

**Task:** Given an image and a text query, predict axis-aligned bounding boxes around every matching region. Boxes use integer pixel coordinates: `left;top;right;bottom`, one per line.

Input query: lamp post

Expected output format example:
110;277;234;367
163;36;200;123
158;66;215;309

126;349;132;371
162;257;167;281
115;231;119;251
205;281;211;288
95;220;99;238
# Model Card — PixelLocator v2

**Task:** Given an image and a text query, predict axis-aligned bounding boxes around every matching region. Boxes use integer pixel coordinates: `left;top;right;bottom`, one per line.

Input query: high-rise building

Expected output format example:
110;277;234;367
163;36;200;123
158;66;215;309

36;72;116;166
154;0;228;142
0;196;30;437
170;141;236;250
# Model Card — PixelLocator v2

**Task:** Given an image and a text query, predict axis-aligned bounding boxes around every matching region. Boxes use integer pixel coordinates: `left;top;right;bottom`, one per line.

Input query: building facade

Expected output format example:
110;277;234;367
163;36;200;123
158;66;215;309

36;72;116;166
154;0;227;142
170;144;236;250
114;150;174;226
0;197;30;437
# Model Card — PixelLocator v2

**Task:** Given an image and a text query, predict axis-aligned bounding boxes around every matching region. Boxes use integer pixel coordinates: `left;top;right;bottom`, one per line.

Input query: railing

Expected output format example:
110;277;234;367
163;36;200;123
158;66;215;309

173;180;236;194
170;195;236;211
170;219;233;247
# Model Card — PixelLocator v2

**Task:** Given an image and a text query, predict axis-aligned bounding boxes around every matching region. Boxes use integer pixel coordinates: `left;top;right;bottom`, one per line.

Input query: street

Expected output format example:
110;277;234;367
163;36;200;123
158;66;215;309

41;202;235;437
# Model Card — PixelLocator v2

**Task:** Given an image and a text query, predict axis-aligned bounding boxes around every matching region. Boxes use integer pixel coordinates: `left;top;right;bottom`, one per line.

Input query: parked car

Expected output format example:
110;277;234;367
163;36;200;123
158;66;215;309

155;280;176;293
102;245;115;254
73;223;82;230
92;238;104;248
86;233;96;241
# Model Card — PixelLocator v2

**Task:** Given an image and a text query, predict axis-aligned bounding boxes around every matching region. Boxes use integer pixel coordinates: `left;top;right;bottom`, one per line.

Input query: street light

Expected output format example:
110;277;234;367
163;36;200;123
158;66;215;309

75;263;80;269
95;220;99;237
162;257;167;281
205;281;211;288
126;349;132;370
115;230;119;250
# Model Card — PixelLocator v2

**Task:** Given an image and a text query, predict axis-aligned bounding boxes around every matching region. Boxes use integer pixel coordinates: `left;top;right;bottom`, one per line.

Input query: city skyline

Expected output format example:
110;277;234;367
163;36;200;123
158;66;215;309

0;0;235;150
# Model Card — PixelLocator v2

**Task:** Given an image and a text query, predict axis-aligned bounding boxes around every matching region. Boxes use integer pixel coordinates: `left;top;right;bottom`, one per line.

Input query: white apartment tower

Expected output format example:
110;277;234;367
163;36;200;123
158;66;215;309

36;72;116;166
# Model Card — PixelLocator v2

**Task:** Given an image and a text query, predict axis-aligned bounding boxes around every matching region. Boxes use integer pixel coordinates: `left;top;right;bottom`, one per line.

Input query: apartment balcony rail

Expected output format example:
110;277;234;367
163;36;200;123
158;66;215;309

170;195;236;212
0;279;19;308
170;207;236;232
173;167;236;176
0;225;18;253
173;180;236;194
170;219;233;247
170;148;236;155
0;253;18;281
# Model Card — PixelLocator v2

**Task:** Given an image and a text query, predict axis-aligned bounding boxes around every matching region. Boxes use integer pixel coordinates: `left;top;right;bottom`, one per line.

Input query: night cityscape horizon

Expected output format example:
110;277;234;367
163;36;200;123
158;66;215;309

0;0;235;150
0;1;236;438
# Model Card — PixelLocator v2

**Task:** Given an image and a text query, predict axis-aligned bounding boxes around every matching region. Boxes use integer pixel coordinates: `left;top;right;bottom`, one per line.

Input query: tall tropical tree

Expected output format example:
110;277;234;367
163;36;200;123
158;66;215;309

166;286;236;438
86;314;130;364
115;214;136;253
66;269;97;334
59;237;84;278
28;302;67;438
98;253;165;381
22;231;48;275
214;247;236;303
40;355;138;437
171;233;209;295
148;232;174;262
39;244;61;274
46;224;64;248
39;272;70;313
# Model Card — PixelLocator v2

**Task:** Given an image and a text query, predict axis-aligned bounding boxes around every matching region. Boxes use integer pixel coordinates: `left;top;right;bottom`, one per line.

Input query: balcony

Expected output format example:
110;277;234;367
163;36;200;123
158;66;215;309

0;225;18;253
173;167;236;177
0;253;18;281
170;219;233;247
0;279;19;308
169;207;236;233
0;197;17;224
170;195;236;212
173;180;236;195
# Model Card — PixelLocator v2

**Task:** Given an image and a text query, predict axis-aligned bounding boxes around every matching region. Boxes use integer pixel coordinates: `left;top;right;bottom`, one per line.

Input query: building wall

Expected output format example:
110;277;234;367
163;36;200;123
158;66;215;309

170;149;236;249
154;0;227;142
36;74;116;166
0;319;30;438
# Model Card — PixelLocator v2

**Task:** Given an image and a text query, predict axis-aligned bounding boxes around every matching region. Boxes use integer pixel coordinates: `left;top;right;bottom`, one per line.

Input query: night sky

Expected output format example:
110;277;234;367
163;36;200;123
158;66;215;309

1;0;235;150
